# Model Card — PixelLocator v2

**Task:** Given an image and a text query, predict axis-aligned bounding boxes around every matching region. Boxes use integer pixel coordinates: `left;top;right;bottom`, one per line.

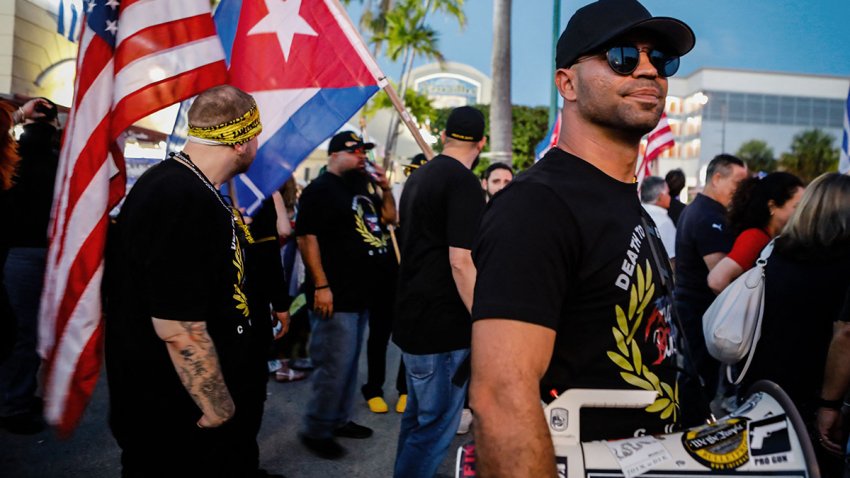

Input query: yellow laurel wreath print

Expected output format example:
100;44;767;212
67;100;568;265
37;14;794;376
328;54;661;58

232;241;250;317
354;208;386;248
606;259;679;422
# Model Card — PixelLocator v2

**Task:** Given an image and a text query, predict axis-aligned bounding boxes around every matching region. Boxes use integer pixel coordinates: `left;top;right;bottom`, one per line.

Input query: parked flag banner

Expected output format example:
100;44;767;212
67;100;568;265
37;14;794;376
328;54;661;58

535;111;561;162
840;87;849;174
38;0;227;436
172;0;387;215
57;0;84;42
636;113;674;185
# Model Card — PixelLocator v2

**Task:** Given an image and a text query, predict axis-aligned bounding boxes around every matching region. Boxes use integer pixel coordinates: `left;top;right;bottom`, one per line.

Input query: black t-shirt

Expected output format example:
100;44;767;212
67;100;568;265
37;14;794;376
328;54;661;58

473;149;688;440
295;171;388;311
740;246;850;418
668;198;685;226
393;155;485;354
674;193;734;308
6;122;59;248
105;159;265;444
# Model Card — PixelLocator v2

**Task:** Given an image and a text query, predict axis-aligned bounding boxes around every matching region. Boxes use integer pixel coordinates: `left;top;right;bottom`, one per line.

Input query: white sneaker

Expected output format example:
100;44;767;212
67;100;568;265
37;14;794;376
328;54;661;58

457;408;473;435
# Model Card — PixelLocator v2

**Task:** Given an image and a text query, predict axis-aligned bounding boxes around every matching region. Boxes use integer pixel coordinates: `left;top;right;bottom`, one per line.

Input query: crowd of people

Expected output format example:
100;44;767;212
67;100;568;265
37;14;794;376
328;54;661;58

1;0;849;477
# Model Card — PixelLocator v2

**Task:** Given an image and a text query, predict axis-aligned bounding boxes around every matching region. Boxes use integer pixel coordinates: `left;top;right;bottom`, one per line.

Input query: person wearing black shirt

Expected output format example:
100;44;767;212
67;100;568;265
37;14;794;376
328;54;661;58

469;1;699;475
105;85;272;477
0;97;59;435
295;131;395;460
393;106;486;478
674;153;747;403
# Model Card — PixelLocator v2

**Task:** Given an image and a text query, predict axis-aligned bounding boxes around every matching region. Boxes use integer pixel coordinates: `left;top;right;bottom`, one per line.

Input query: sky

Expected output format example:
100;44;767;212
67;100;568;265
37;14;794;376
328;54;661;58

345;0;850;107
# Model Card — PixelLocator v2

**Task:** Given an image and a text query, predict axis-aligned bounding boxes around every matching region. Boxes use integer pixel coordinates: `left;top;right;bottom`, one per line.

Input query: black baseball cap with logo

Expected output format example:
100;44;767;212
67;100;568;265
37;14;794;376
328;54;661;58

328;130;375;154
445;106;485;142
556;0;695;69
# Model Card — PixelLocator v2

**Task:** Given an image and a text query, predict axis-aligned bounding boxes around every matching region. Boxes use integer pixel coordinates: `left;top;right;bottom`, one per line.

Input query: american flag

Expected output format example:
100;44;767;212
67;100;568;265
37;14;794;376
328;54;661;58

637;112;675;184
38;0;227;436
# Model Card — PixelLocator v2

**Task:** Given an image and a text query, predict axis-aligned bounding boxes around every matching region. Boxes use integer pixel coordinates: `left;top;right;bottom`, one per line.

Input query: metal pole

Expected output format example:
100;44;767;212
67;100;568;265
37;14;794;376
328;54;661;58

549;0;561;127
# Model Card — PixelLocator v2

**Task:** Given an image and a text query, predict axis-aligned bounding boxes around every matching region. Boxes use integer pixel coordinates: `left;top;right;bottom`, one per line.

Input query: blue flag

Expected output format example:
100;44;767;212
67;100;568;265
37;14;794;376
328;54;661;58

840;87;849;174
56;0;83;42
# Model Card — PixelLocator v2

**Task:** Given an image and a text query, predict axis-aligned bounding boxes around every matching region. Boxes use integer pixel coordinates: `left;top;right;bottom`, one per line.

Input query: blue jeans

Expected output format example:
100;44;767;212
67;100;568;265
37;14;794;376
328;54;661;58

394;349;469;478
302;309;368;439
0;248;46;417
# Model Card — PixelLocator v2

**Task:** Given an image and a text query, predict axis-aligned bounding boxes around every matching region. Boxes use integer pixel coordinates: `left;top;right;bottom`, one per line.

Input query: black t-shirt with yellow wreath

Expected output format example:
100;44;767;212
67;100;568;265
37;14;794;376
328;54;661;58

473;148;696;441
105;159;266;448
295;170;388;312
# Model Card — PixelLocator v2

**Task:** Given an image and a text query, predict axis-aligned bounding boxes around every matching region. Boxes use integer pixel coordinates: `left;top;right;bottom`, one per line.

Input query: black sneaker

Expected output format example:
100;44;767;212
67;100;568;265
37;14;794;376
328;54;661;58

333;421;373;439
299;433;346;459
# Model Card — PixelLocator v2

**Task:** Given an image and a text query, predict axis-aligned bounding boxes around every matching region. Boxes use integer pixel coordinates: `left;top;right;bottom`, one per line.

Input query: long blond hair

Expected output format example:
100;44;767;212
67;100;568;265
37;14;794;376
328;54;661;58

778;173;850;255
0;101;20;191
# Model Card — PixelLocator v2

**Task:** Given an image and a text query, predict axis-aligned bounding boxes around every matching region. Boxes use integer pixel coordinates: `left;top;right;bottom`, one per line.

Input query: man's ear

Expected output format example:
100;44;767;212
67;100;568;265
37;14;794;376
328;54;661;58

555;68;578;103
478;136;487;150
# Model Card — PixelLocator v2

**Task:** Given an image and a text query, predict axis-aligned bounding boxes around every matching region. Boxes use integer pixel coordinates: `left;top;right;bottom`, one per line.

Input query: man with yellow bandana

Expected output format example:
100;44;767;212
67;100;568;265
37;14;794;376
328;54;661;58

105;85;282;477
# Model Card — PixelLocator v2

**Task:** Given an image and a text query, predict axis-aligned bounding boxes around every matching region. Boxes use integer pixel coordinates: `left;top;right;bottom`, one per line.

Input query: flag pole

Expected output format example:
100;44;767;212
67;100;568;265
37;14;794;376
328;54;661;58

381;82;435;160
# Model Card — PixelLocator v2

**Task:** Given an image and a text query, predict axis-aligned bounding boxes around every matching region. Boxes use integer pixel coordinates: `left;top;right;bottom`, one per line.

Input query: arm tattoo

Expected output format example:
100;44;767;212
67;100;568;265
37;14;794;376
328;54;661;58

164;321;235;422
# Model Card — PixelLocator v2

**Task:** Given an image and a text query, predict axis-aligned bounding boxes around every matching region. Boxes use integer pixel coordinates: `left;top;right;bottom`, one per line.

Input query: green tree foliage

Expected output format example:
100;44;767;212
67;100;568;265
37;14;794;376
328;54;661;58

778;129;839;183
430;105;549;172
363;82;435;124
736;140;777;173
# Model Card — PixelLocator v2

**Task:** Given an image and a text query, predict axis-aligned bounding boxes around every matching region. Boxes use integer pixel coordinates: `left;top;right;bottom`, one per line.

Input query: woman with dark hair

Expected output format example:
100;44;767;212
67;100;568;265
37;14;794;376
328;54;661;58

737;173;850;476
707;172;804;293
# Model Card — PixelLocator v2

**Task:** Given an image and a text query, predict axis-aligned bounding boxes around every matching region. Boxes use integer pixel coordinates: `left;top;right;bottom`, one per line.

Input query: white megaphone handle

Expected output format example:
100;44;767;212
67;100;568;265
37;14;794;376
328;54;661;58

545;389;658;446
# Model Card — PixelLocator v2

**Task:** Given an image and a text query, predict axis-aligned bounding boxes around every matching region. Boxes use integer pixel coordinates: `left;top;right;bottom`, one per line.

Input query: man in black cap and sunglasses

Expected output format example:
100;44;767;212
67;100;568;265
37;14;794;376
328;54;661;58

470;0;700;475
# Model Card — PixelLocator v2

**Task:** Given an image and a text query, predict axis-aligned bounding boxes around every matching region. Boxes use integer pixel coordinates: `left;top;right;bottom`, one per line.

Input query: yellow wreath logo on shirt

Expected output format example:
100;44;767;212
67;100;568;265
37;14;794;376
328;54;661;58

606;260;679;422
232;242;250;317
353;207;386;249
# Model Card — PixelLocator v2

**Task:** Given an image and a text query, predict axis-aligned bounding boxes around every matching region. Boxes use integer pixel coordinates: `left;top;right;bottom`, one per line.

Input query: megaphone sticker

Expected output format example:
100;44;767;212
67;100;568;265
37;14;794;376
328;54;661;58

681;417;750;470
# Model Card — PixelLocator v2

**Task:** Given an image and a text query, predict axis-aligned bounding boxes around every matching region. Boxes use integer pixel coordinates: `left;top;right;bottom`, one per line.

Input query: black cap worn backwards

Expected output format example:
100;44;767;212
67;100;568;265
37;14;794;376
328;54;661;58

328;130;375;154
556;0;695;69
445;106;485;142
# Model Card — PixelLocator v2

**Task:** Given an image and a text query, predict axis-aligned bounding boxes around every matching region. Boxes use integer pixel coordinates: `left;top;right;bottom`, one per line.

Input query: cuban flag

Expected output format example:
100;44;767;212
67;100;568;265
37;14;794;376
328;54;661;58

534;111;561;162
840;86;849;175
174;0;386;214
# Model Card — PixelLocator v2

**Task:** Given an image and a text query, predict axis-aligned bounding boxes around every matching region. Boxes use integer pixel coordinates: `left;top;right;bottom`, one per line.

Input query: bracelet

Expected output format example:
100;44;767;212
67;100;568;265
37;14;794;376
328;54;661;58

315;284;330;290
816;398;843;410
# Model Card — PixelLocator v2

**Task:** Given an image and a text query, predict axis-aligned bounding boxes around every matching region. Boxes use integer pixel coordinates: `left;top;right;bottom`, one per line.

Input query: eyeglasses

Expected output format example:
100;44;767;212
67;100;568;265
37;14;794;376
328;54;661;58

584;45;680;78
344;147;365;155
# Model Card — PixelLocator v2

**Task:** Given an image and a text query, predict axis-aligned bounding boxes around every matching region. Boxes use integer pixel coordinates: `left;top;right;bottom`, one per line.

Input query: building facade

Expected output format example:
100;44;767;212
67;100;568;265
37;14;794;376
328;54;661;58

660;68;849;187
409;61;492;108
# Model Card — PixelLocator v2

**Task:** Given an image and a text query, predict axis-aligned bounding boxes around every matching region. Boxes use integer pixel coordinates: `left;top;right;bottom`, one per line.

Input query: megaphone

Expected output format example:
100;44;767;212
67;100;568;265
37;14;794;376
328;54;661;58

457;380;820;477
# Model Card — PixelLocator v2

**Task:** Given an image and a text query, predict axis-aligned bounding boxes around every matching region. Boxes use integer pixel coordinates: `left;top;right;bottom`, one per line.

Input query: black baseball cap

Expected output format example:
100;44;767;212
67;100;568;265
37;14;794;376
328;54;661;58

556;0;695;69
328;131;375;154
445;106;485;142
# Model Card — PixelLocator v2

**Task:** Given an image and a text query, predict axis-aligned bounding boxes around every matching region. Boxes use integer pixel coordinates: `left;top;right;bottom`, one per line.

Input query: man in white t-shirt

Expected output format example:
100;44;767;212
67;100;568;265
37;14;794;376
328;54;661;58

641;176;676;262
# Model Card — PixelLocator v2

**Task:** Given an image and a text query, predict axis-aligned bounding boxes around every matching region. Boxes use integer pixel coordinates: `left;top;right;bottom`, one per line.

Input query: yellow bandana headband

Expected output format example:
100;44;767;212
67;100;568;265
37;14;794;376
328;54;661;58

187;103;263;146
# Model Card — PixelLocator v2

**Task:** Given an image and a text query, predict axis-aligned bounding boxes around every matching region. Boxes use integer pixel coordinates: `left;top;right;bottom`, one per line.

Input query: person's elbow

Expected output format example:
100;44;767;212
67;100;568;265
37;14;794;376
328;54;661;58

448;247;473;274
707;271;728;295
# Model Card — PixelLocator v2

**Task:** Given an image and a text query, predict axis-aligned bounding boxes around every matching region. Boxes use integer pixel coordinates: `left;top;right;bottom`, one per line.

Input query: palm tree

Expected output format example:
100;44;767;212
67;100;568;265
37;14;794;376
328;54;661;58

490;0;512;165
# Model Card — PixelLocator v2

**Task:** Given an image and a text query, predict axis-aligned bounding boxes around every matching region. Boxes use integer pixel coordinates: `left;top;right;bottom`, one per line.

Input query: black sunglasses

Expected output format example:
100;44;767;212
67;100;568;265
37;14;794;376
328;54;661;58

597;45;680;78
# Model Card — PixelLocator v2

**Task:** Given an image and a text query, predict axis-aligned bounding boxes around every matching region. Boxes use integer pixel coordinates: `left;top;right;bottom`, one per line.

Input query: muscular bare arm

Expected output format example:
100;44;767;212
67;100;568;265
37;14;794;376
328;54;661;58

449;246;476;314
152;318;235;428
707;256;744;294
297;234;333;318
702;252;726;272
470;319;557;478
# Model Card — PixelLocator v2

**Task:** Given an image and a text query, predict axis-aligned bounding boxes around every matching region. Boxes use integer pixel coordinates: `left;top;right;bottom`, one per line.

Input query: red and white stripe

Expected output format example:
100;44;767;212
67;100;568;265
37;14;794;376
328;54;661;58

38;0;227;436
637;113;675;185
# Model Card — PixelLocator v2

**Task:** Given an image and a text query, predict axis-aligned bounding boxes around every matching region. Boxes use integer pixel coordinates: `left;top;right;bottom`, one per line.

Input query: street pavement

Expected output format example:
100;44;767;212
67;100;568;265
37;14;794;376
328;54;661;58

0;343;470;477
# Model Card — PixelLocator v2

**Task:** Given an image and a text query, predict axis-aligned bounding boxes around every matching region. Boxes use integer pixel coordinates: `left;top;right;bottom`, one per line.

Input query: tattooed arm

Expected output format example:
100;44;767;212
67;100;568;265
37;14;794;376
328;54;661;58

152;318;235;428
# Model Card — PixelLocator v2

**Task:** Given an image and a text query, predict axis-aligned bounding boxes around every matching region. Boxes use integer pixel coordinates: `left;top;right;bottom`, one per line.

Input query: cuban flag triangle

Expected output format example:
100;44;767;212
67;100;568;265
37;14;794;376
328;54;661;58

207;0;387;214
840;86;849;174
534;111;561;163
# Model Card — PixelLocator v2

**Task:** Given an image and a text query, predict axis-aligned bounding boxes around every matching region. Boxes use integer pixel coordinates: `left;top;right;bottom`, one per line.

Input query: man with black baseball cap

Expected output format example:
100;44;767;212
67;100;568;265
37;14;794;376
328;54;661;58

470;1;699;475
295;129;395;459
393;106;486;477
